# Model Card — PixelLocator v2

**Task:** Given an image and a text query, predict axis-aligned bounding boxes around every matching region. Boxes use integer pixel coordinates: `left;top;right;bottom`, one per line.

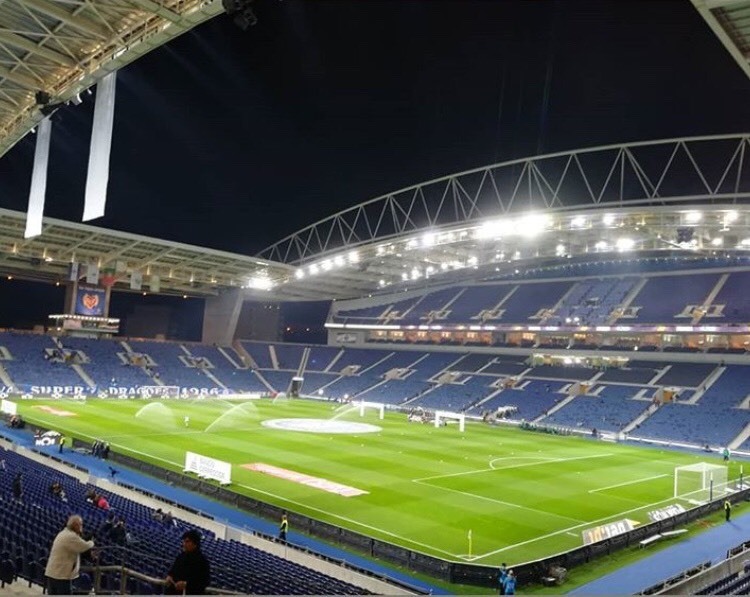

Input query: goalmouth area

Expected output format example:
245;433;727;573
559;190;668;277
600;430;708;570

13;396;746;580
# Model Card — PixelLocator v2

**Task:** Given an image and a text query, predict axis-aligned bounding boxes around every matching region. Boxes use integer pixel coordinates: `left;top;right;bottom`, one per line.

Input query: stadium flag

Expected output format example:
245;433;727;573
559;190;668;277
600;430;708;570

130;271;143;290
67;262;79;282
86;263;99;285
150;275;160;293
83;71;117;222
24;117;53;238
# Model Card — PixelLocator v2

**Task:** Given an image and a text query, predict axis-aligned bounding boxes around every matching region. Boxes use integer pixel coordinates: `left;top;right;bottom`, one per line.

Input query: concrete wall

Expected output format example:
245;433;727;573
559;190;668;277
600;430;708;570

202;288;243;346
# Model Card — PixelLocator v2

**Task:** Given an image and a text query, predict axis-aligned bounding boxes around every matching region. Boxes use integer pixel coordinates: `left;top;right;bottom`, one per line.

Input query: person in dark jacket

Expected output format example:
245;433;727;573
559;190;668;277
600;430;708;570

165;529;211;595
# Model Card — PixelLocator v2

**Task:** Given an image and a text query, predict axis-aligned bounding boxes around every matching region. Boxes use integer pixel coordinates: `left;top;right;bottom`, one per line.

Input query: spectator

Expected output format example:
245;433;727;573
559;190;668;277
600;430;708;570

101;514;115;537
44;515;94;595
165;529;211;595
152;508;164;523
279;512;288;542
85;489;96;504
96;495;110;511
163;511;175;527
108;466;118;482
109;519;127;545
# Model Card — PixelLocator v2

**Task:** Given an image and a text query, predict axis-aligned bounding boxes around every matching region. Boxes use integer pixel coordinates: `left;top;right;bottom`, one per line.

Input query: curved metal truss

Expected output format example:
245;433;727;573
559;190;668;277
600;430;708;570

259;134;750;265
0;0;223;158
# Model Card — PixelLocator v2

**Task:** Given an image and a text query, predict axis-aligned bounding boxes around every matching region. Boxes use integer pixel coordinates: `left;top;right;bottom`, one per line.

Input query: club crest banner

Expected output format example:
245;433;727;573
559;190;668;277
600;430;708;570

75;286;106;316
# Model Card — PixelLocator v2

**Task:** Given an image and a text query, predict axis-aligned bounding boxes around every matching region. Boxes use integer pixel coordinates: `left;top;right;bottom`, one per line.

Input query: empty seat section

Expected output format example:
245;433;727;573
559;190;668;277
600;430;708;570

498;281;573;323
629;274;718;323
241;342;273;369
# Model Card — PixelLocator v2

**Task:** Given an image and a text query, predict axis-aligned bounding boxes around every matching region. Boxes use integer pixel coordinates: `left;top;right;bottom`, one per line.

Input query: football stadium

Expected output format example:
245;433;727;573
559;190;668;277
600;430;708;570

2;1;750;595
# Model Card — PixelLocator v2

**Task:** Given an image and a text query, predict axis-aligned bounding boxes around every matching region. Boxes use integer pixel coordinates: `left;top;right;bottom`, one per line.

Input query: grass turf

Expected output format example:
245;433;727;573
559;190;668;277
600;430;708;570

17;397;741;568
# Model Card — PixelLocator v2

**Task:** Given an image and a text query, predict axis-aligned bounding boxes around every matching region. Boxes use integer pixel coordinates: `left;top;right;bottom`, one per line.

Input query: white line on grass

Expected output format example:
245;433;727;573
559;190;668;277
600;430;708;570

465;491;683;562
110;442;465;560
413;452;614;483
588;474;669;494
413;479;587;524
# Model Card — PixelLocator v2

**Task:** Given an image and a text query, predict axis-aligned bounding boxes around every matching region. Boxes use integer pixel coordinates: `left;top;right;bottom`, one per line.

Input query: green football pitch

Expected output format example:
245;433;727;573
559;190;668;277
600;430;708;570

17;397;741;566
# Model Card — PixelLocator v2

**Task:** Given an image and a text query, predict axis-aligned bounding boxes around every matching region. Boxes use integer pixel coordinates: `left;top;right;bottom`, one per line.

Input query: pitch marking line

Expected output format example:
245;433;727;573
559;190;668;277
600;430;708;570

465;491;683;562
107;442;465;561
413;452;614;483
588;473;670;494
413;479;587;524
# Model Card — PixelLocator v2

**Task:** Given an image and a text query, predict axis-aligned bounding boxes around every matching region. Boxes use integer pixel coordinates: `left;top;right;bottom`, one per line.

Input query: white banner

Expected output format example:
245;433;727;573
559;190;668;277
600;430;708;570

86;263;99;285
130;271;143;290
83;71;117;221
184;451;231;485
0;399;17;415
24;117;53;238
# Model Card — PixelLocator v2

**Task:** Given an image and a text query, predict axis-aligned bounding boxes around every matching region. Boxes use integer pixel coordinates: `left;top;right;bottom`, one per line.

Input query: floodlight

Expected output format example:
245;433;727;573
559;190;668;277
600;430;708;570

555;244;566;256
602;214;615;226
571;216;586;228
401;272;408;280
421;233;436;247
378;279;386;286
309;264;319;275
333;255;345;267
475;219;511;240
725;210;739;224
248;276;273;291
321;259;333;271
518;213;550;238
711;237;723;246
685;211;702;224
467;255;478;266
294;269;304;279
595;240;608;251
348;251;359;263
616;237;635;251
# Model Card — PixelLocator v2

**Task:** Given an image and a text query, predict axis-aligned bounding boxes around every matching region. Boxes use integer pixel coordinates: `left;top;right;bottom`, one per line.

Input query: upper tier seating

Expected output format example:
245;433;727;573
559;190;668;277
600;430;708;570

628;274;720;323
0;332;84;389
241;342;274;369
127;340;220;389
542;385;649;432
710;271;750;323
61;337;152;390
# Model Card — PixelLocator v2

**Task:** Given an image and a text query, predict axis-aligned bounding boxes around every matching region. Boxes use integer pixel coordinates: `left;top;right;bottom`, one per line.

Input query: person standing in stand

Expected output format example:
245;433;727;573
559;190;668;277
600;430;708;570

279;512;289;542
165;529;211;595
725;499;732;522
45;515;95;595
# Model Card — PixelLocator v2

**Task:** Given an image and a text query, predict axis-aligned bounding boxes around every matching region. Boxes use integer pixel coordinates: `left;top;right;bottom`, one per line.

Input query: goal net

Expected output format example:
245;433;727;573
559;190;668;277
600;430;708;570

357;401;385;420
674;462;728;504
140;385;180;399
435;410;465;432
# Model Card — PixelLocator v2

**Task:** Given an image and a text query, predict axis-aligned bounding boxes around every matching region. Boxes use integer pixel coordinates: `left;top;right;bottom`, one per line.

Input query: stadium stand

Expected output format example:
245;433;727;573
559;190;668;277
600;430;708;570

0;446;369;595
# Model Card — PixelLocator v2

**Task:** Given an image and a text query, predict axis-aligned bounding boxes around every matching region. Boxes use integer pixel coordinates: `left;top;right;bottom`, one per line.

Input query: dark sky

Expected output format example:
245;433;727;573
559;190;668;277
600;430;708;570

1;0;750;338
1;0;749;256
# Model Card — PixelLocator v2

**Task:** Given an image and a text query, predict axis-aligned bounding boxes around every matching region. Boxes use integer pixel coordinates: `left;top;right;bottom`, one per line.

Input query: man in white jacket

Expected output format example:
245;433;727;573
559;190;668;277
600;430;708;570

45;515;95;595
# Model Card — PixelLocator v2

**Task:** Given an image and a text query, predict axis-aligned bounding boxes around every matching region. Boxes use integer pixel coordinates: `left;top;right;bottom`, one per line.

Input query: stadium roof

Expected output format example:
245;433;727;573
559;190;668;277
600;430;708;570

0;207;294;296
0;0;223;159
692;0;750;79
261;134;750;299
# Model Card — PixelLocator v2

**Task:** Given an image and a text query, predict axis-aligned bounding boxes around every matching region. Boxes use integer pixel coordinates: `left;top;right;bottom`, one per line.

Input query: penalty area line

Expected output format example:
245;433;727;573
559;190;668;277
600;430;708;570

588;473;670;494
464;491;685;562
414;452;615;483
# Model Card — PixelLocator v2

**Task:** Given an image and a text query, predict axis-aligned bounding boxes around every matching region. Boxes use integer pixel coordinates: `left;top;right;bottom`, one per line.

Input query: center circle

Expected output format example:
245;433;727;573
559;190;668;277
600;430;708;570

262;418;382;434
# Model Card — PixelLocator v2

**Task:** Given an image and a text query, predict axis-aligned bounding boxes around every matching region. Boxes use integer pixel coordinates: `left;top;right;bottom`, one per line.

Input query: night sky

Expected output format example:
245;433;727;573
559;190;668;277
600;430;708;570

0;0;749;336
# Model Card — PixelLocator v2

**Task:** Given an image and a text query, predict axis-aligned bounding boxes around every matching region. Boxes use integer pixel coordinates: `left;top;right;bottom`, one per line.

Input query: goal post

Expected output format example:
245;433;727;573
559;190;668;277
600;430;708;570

357;401;385;420
674;462;728;504
435;410;465;432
